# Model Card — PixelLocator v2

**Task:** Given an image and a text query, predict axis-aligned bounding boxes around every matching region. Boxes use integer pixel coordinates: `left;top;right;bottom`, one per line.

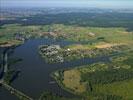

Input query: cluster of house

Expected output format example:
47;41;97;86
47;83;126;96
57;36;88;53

40;45;64;63
14;33;31;41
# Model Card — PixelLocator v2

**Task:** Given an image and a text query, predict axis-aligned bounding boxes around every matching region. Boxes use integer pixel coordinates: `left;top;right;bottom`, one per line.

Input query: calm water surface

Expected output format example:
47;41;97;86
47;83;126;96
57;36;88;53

0;38;109;100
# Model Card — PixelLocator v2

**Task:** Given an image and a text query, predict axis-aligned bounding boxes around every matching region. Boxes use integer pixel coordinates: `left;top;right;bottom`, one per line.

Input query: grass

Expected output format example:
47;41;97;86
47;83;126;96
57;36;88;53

39;24;133;63
0;24;43;46
1;23;133;47
48;24;133;44
94;79;133;99
53;50;133;99
63;69;86;93
39;91;82;100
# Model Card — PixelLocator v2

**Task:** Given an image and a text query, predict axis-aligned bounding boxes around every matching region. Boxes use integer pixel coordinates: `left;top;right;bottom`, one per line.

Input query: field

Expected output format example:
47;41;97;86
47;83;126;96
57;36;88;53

53;50;133;99
94;79;133;99
1;24;133;47
37;24;133;63
63;69;86;93
0;24;47;47
0;17;133;100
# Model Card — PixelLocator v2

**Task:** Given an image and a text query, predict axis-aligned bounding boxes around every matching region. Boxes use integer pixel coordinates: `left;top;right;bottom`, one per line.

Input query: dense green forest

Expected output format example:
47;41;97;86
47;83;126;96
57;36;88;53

1;12;133;31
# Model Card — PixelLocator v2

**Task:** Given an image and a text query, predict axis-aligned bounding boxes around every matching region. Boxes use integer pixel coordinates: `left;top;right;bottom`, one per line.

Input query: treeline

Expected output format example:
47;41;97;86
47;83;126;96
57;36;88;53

39;91;81;100
82;68;133;85
86;93;123;100
39;91;123;100
1;12;133;31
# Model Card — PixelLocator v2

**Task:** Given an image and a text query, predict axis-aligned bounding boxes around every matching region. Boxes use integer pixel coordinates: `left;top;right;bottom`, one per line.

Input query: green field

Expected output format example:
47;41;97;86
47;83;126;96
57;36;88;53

38;24;133;63
94;79;133;99
53;50;133;99
1;24;133;47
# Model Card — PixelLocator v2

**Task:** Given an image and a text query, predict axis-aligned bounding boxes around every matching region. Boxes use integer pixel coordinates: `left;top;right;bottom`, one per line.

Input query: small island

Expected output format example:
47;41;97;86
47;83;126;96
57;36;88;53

39;45;64;63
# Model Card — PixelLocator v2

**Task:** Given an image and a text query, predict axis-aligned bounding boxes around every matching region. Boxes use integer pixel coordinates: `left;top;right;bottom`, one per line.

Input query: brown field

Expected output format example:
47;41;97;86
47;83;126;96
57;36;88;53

63;69;86;93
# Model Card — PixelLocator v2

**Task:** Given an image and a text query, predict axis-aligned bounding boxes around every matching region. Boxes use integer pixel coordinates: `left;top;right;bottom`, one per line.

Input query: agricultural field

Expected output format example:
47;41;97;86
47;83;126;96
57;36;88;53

1;23;132;62
0;24;49;47
1;24;133;47
39;24;133;63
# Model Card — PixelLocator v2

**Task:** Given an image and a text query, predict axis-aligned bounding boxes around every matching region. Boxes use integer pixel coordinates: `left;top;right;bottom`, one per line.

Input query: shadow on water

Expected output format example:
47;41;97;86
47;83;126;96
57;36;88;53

8;58;23;67
9;70;21;84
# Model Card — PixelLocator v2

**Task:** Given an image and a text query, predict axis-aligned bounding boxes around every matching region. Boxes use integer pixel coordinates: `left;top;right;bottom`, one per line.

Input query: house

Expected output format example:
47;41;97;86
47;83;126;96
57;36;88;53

14;33;25;41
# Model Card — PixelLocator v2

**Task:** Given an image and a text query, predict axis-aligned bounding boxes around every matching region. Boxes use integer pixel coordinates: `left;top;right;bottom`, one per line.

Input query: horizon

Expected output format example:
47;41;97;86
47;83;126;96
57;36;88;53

1;0;133;9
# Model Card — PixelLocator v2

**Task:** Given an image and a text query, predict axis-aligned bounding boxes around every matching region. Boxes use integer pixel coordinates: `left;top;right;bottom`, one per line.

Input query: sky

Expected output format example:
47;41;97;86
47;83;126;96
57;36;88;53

1;0;133;9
